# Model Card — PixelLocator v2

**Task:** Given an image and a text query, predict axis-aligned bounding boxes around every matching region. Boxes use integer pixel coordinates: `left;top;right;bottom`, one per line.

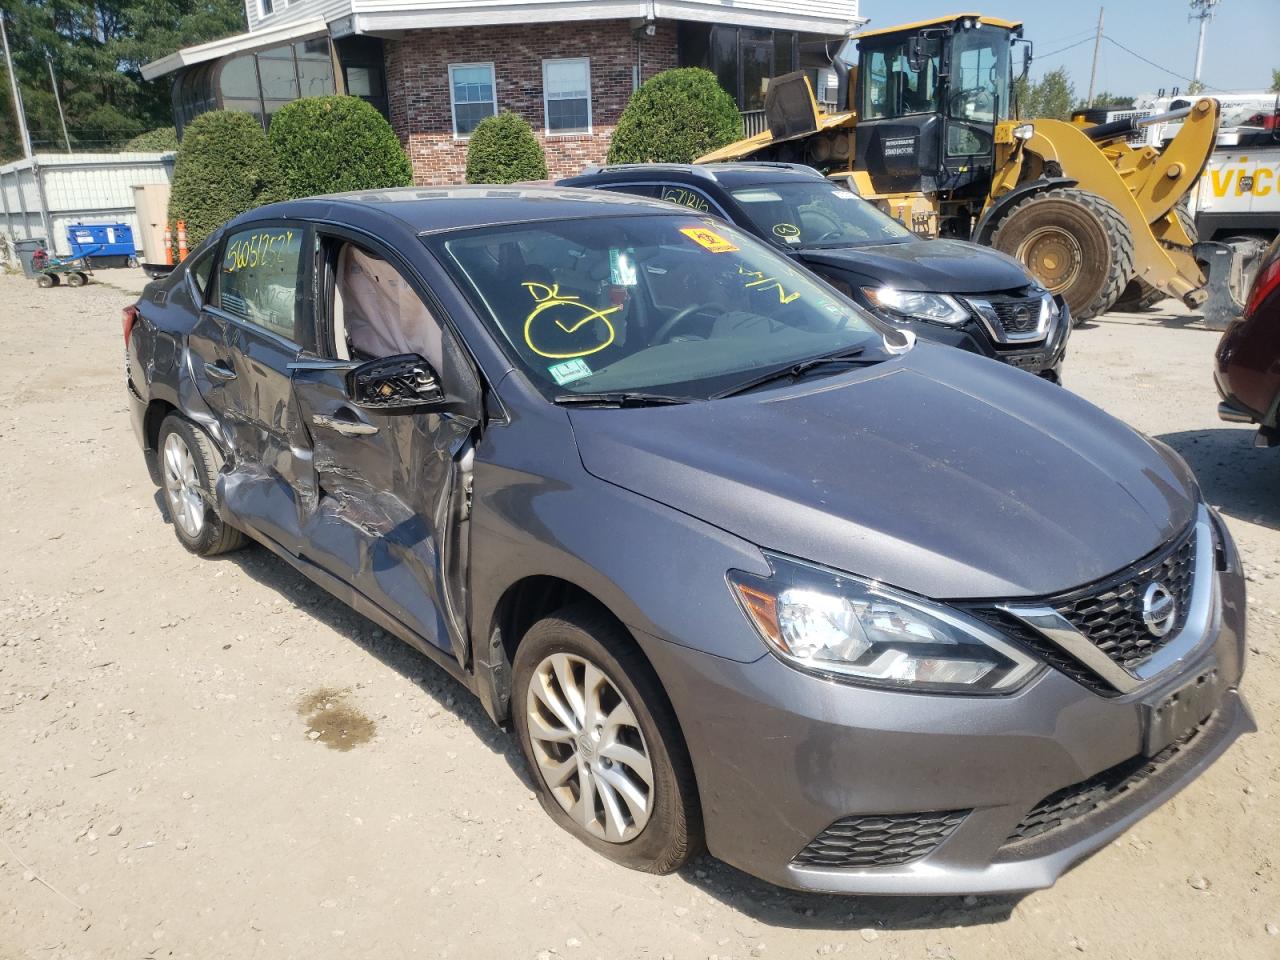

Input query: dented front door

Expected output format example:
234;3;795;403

288;363;476;664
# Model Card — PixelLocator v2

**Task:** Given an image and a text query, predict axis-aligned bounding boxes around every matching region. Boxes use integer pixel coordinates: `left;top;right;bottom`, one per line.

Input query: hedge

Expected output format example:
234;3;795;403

465;112;548;185
167;111;278;249
269;96;412;198
123;127;178;152
607;68;742;164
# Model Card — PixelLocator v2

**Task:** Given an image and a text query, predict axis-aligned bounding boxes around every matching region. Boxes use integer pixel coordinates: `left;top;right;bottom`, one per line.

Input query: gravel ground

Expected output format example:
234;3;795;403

0;273;1276;960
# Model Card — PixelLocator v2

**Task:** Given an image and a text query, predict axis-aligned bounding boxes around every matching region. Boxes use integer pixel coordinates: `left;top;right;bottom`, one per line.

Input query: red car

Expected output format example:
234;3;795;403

1216;237;1280;445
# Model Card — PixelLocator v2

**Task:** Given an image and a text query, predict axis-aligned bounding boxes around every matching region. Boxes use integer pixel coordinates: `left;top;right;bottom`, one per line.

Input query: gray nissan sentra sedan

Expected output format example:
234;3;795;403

124;186;1252;895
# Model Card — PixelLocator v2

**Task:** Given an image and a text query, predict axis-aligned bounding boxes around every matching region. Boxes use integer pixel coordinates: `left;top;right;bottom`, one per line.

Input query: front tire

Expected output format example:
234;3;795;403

512;604;702;874
990;187;1134;323
156;415;247;557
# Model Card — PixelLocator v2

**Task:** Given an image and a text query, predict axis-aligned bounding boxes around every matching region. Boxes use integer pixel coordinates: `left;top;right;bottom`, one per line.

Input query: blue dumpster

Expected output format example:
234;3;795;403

66;223;135;267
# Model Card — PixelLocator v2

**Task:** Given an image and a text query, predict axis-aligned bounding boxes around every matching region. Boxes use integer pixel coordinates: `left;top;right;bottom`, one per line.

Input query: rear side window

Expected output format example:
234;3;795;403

189;248;216;302
218;225;304;341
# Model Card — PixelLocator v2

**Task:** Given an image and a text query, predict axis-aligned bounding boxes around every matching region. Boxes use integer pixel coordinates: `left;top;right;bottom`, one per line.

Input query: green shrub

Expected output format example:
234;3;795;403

168;111;277;248
607;68;742;164
269;95;412;198
124;127;178;152
464;112;548;184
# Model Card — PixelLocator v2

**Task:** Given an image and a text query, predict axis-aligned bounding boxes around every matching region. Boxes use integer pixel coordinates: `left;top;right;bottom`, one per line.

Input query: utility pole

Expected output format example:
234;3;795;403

1189;0;1221;91
1086;7;1104;108
0;12;33;160
46;52;70;152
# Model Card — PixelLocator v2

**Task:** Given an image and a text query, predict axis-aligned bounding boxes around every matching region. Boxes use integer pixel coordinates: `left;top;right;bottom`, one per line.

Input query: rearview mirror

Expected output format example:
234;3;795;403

347;353;445;410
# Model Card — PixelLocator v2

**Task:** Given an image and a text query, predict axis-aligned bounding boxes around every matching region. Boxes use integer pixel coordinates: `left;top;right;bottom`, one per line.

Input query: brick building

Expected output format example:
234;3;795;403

142;0;863;185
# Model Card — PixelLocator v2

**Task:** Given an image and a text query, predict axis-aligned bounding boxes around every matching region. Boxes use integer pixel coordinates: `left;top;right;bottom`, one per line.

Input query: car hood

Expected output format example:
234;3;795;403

568;346;1198;600
799;238;1032;293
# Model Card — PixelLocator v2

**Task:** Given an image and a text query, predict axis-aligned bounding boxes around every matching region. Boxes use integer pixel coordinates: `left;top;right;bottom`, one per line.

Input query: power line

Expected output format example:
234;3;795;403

1103;35;1224;91
1037;36;1096;60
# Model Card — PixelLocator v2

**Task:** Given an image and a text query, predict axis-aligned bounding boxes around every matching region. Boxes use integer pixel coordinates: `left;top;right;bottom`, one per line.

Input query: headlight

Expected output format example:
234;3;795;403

729;554;1042;694
863;287;970;326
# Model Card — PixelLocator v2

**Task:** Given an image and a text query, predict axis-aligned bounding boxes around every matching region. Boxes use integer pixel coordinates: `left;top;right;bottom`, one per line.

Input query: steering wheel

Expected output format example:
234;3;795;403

949;87;993;115
652;302;717;344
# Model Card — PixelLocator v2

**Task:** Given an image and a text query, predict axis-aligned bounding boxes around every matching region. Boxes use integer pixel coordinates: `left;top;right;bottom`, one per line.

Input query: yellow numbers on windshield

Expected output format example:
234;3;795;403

737;263;802;304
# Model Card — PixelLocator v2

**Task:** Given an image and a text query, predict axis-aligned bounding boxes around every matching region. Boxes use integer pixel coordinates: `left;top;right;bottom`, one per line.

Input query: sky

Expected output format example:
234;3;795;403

856;1;1280;97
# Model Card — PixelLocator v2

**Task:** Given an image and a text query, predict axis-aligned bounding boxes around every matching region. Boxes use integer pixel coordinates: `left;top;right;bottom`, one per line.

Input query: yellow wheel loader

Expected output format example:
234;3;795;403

697;13;1233;324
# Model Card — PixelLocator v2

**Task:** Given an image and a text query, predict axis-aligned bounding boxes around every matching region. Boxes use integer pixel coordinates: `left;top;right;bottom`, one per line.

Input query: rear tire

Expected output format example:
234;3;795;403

156;414;247;557
512;604;702;874
990;187;1134;323
1113;277;1165;312
66;271;84;287
36;274;54;288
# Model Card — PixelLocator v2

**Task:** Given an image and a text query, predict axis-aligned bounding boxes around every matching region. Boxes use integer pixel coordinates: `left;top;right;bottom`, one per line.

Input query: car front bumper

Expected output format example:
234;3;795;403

636;557;1249;895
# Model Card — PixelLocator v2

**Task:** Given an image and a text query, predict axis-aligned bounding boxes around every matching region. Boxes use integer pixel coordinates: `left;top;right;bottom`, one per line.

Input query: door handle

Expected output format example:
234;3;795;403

204;361;237;381
313;413;379;437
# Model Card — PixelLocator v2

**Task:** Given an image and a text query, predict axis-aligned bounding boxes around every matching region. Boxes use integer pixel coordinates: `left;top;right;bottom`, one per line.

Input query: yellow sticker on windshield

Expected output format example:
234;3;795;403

680;227;738;253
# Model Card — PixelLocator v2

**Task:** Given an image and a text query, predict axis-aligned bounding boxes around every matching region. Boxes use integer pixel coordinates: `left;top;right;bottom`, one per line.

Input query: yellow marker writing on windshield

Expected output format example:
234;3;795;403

523;282;620;359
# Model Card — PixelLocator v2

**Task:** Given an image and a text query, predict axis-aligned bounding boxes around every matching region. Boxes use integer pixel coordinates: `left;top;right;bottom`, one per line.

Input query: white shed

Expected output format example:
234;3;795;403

0;152;174;258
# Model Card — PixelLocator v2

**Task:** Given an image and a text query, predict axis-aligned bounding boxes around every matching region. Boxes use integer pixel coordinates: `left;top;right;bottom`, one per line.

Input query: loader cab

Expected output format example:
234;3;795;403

852;16;1019;197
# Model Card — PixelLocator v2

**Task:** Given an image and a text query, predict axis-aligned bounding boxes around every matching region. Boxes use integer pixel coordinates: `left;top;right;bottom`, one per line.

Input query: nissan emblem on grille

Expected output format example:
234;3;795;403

1142;582;1177;638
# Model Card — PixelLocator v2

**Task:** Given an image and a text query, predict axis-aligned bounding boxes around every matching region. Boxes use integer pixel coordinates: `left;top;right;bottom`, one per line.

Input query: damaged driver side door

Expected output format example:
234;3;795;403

288;233;481;668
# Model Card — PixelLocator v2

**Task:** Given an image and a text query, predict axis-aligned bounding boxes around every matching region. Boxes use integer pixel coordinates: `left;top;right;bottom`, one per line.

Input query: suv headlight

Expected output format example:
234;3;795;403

729;554;1042;694
863;287;970;326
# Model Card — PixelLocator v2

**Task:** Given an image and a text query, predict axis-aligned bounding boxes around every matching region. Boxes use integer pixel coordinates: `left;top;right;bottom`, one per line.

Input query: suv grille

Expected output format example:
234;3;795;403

1052;527;1197;670
1004;714;1210;846
793;810;967;868
987;295;1043;337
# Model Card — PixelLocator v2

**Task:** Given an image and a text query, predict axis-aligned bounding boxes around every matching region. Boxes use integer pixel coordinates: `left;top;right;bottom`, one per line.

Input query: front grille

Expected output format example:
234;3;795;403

1053;527;1197;670
793;810;968;868
968;609;1116;696
1004;714;1210;846
987;295;1043;337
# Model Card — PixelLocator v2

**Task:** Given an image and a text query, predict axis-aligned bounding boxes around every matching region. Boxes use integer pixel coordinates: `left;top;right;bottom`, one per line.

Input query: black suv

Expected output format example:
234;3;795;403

561;163;1070;381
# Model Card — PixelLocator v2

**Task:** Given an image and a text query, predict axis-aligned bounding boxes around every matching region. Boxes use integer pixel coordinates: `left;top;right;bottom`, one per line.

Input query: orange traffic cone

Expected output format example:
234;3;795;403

176;220;188;262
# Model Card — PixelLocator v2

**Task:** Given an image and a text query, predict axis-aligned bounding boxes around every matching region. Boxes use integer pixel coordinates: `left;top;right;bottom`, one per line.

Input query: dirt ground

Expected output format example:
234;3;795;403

1;271;1276;960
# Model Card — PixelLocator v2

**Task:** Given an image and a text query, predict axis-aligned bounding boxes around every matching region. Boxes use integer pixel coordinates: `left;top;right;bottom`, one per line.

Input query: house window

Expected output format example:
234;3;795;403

543;58;591;134
450;63;497;137
260;0;275;16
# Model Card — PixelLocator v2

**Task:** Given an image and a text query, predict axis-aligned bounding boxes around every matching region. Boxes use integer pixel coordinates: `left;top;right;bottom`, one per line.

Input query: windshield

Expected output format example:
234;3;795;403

730;181;913;248
433;215;890;399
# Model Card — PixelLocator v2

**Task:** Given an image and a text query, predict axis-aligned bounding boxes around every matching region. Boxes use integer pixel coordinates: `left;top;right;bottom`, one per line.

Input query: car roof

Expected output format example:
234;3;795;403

244;185;687;236
561;163;830;190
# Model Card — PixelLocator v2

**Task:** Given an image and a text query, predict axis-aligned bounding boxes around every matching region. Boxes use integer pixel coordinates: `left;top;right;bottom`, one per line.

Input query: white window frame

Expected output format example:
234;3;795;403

449;62;498;140
542;57;592;136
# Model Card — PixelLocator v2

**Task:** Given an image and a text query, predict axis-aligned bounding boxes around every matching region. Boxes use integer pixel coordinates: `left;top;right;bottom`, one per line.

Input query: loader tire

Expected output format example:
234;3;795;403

990;187;1134;323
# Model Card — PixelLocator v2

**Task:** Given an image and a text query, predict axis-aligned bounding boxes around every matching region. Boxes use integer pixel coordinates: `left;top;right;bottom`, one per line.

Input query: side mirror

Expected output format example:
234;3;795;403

905;36;925;73
347;353;445;410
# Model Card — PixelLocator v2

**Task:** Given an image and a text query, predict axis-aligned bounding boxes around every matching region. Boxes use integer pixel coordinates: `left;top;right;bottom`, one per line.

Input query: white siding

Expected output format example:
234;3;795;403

246;0;859;35
0;153;174;257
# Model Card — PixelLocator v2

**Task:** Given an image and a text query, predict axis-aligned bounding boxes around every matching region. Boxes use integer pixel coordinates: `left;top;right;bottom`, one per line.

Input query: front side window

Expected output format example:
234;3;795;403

730;181;912;248
860;40;940;120
543;58;591;134
450;63;497;137
433;215;888;399
218;225;304;341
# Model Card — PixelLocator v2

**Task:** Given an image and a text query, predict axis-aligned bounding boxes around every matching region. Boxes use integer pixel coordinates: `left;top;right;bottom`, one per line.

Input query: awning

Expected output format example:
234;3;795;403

141;17;329;80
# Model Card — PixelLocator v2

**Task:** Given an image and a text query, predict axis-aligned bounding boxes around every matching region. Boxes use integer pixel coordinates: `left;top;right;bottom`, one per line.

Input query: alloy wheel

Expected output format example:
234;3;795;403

162;431;205;539
526;652;654;843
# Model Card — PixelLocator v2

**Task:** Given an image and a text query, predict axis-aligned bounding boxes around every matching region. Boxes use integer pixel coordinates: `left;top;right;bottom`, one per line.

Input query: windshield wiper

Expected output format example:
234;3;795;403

710;347;871;400
552;391;696;408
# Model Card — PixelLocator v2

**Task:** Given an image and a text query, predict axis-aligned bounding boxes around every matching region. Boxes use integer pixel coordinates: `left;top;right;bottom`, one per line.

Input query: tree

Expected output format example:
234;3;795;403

1270;67;1279;93
0;0;246;161
1085;92;1134;109
269;96;412;198
464;111;547;184
1187;79;1206;95
168;110;276;248
1014;67;1076;120
608;68;741;164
